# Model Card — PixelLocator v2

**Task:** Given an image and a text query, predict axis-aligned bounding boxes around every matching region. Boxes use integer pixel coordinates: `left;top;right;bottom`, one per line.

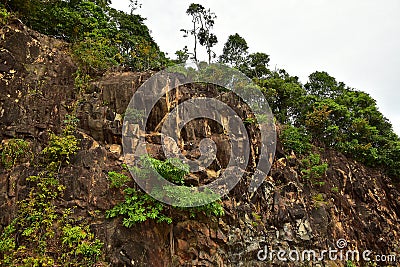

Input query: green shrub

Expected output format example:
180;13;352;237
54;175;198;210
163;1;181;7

106;187;172;227
63;114;80;135
157;185;223;213
73;35;120;72
0;6;10;26
280;125;312;155
0;223;16;265
337;139;378;167
123;108;145;124
0;111;103;266
107;171;131;188
61;224;103;265
0;172;103;266
133;156;189;185
346;260;357;267
301;153;328;184
331;186;339;193
0;139;30;170
108;156;224;227
42;133;79;165
243;117;256;125
312;193;327;207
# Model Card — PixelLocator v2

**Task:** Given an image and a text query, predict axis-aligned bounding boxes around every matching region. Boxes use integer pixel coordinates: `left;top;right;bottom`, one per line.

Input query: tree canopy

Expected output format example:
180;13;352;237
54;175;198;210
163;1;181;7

3;0;168;72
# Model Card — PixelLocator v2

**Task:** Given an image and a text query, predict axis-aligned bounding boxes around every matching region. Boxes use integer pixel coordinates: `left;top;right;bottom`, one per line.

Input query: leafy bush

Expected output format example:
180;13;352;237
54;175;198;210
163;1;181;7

0;111;103;266
63;114;80;136
5;0;169;72
106;187;172;227
61;224;103;265
280;125;312;155
337;139;379;166
147;157;190;185
312;193;327;207
123;108;145;123
107;171;131;188
0;173;103;266
0;6;10;26
42;133;79;165
0;223;16;265
107;156;224;227
157;185;223;212
73;34;120;72
301;153;328;184
0;139;30;170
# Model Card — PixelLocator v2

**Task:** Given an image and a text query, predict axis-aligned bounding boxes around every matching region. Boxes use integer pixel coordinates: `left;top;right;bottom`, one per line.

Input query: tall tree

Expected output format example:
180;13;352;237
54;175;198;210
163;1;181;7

181;3;218;63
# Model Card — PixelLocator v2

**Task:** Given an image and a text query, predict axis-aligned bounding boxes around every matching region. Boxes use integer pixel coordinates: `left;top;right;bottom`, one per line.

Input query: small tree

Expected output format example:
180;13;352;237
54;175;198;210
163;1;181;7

245;52;270;78
174;46;190;64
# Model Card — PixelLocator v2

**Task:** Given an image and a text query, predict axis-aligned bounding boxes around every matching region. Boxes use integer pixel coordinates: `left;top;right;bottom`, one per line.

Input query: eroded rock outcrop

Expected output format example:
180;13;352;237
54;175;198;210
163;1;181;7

1;19;400;267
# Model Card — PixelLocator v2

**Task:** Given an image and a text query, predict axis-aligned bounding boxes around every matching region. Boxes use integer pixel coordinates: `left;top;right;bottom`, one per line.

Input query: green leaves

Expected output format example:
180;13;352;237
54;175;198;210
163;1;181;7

147;157;190;185
219;33;249;68
0;139;31;170
301;153;328;184
107;171;131;188
42;133;79;165
106;187;172;227
5;0;168;72
73;34;120;72
107;156;224;228
280;125;312;155
0;5;10;26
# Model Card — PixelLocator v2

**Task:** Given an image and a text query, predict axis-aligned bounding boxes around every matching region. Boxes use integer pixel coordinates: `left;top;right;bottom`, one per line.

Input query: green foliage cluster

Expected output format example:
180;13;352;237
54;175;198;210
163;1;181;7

301;153;328;186
300;72;400;178
73;35;119;72
0;4;10;26
42;133;79;165
0;115;104;266
0;172;103;266
40;115;80;168
280;125;312;155
252;68;400;180
106;187;172;227
123;108;145;123
5;0;168;72
107;171;131;188
312;193;327;207
106;156;224;228
0;139;30;170
206;7;400;180
145;157;190;185
346;260;357;267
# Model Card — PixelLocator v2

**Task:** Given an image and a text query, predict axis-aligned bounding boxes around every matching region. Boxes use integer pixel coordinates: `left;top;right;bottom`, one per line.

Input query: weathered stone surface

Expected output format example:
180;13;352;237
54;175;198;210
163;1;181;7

1;20;400;267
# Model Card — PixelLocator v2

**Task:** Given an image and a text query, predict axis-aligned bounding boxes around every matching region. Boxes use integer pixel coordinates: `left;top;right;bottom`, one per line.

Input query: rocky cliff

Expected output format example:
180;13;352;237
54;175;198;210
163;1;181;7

1;19;400;266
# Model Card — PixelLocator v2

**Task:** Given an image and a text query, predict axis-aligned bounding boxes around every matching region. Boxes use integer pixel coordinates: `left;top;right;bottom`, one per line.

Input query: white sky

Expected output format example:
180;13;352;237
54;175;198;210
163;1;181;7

111;0;400;135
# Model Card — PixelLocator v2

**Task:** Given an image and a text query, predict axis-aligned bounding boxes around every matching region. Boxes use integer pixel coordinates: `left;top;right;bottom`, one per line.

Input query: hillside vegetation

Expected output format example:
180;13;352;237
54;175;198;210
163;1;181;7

1;1;400;266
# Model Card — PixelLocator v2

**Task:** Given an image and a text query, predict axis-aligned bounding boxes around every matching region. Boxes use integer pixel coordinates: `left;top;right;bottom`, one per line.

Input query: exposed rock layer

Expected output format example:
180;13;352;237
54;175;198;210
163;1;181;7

1;20;400;266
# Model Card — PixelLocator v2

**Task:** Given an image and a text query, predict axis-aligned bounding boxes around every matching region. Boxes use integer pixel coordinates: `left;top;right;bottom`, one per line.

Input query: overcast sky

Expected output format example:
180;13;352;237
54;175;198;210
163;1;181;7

111;0;400;135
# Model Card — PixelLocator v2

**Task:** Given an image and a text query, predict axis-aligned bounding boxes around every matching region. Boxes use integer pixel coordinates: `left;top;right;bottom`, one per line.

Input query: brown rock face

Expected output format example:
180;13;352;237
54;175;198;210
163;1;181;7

1;20;400;266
